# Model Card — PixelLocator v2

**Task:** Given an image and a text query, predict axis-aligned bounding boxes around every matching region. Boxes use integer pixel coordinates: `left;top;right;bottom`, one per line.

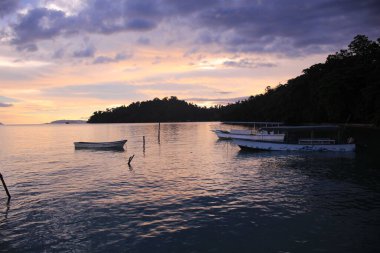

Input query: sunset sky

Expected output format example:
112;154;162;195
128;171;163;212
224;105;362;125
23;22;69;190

0;0;379;124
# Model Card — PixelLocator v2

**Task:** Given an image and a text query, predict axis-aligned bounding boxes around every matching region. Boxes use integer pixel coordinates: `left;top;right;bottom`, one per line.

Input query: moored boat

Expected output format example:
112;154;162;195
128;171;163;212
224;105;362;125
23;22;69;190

234;139;355;152
74;139;127;150
212;129;285;142
232;125;355;152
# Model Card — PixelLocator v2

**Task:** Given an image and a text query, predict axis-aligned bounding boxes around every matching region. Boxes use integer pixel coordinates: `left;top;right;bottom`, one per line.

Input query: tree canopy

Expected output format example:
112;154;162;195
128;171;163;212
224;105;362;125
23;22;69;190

88;35;380;125
88;96;220;123
221;35;380;125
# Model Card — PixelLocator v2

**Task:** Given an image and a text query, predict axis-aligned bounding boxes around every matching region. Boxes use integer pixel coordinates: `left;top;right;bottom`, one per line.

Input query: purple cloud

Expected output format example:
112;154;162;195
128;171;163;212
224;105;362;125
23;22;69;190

11;8;69;45
223;59;277;69
93;52;133;64
16;43;38;52
196;0;380;55
73;45;96;58
137;36;151;45
6;0;380;56
0;0;19;17
0;102;13;107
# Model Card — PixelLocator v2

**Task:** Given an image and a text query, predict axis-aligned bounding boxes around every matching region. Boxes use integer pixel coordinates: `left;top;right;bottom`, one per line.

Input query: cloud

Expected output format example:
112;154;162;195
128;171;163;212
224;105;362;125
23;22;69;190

0;0;19;17
73;45;96;58
9;1;162;46
223;58;277;69
142;83;215;92
53;48;65;59
11;8;69;45
137;36;150;45
41;82;219;100
0;102;13;107
4;0;380;56
16;43;38;52
42;83;146;100
196;0;380;55
0;96;19;103
185;96;249;104
93;52;133;64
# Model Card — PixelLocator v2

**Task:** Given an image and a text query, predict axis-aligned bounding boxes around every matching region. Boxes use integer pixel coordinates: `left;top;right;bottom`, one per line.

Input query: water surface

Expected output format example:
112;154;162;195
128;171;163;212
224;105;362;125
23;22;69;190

0;123;379;252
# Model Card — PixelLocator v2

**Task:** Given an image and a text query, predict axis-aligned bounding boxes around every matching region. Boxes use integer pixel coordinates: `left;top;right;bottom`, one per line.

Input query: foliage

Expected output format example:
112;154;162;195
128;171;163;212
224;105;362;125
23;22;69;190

88;96;220;123
88;35;380;125
221;35;380;125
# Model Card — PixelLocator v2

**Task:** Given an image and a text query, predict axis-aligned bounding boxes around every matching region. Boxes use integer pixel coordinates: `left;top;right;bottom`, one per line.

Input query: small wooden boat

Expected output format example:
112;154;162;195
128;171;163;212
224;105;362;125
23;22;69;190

74;139;127;150
212;129;285;142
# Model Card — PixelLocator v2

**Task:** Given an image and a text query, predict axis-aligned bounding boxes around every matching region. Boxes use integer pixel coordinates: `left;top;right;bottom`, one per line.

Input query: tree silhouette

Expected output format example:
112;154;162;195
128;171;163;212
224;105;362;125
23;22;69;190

88;35;380;126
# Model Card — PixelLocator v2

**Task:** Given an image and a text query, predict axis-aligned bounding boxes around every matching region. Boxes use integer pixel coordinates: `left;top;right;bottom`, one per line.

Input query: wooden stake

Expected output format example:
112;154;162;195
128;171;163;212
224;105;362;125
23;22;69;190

158;122;161;143
0;173;11;202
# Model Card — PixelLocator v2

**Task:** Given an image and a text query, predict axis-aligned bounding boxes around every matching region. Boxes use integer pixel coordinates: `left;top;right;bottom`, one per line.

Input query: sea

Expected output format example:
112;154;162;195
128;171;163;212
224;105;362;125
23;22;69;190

0;122;379;252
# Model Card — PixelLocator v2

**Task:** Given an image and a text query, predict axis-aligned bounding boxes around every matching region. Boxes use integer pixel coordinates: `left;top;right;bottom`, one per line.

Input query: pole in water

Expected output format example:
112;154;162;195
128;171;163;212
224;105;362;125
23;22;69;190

0;173;11;202
158;122;161;143
143;136;146;152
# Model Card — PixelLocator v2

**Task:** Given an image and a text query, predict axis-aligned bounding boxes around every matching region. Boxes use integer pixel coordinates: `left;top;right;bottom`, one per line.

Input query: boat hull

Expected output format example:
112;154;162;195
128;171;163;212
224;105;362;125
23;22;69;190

74;140;127;150
213;130;285;142
233;139;355;152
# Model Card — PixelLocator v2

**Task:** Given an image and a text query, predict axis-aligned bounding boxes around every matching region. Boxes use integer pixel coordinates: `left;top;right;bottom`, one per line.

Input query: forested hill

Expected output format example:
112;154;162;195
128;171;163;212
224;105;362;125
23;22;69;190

221;35;380;125
88;35;379;125
88;96;220;123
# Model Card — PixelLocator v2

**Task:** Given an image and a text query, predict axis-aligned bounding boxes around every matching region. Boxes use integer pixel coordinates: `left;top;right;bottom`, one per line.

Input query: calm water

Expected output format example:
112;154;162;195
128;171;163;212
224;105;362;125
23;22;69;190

0;123;379;253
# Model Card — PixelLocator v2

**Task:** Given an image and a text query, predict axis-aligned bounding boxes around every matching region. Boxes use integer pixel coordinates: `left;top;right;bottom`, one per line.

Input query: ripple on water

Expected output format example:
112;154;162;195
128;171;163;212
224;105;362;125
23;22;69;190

0;123;380;252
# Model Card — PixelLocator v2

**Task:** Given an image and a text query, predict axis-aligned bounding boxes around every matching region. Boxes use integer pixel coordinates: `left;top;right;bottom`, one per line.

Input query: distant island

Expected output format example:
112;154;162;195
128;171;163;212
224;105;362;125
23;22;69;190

88;35;380;126
49;120;87;124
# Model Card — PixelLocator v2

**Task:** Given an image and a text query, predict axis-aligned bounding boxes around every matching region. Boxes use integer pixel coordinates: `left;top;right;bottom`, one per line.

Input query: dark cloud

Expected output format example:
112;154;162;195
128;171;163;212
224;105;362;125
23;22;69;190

93;56;114;64
125;19;156;31
11;8;69;45
0;0;19;17
7;0;380;56
53;48;65;59
16;43;38;52
0;102;13;107
137;36;150;45
216;91;233;95
196;0;380;55
73;45;96;58
93;52;133;64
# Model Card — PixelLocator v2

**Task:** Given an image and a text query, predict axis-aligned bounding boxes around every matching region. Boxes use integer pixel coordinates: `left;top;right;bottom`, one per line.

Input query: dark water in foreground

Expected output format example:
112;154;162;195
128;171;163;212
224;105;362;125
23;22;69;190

0;123;379;253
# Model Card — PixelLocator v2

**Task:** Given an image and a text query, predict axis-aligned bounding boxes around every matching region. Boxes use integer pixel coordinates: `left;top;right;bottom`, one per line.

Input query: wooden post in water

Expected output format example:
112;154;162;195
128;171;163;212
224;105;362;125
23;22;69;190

158;122;161;143
0;173;11;202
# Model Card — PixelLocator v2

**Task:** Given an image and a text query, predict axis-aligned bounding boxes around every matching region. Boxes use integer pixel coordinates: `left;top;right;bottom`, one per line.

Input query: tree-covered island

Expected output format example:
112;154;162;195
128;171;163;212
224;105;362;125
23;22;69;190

88;35;380;125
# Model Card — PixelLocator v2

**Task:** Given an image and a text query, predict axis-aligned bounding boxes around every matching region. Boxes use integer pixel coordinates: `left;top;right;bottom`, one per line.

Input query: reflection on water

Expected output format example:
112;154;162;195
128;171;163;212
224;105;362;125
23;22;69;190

0;123;379;252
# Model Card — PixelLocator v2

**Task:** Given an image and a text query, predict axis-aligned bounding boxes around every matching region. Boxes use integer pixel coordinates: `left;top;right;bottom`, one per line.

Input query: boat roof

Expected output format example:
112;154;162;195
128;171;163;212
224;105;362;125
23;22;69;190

261;125;341;131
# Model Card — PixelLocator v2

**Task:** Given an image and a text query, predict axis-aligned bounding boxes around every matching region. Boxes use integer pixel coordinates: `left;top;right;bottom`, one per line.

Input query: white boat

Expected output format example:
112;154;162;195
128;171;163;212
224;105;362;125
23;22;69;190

232;125;355;152
212;129;285;142
74;139;127;150
233;139;355;152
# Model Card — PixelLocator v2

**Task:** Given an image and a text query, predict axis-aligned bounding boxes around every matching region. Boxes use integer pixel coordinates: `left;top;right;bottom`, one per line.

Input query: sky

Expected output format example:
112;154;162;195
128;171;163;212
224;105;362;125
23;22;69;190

0;0;379;124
